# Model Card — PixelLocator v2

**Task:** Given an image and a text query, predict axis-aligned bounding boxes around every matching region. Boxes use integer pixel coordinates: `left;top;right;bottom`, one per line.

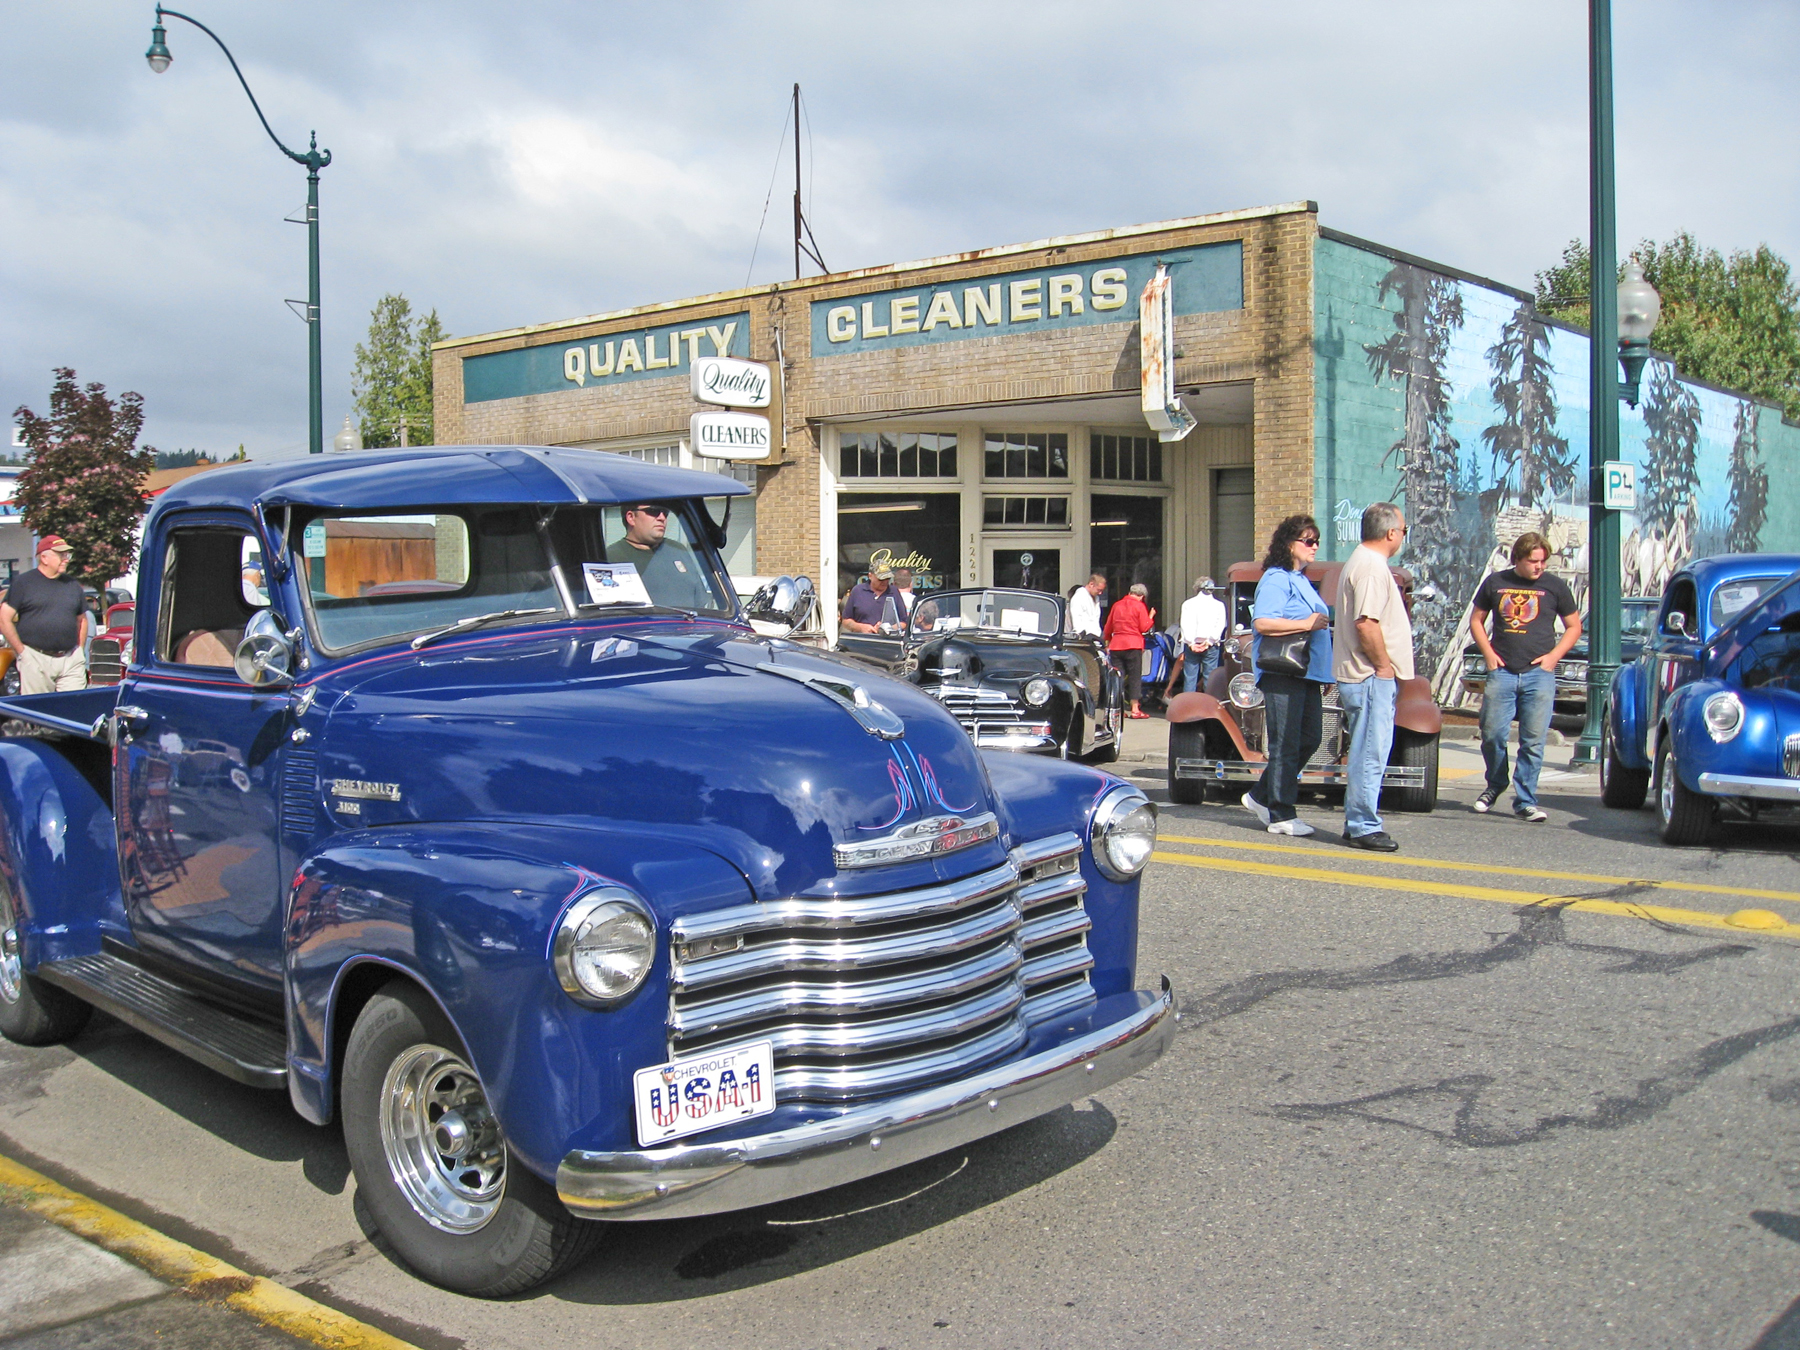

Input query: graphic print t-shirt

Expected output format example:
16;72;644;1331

1473;568;1578;671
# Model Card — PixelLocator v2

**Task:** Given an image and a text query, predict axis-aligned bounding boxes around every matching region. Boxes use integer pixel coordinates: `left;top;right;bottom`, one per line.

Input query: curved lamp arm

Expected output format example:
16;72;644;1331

148;5;330;171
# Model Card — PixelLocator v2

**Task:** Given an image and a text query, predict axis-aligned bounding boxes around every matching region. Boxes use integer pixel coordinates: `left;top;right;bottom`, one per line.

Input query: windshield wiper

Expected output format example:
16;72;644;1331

411;607;561;650
575;602;700;620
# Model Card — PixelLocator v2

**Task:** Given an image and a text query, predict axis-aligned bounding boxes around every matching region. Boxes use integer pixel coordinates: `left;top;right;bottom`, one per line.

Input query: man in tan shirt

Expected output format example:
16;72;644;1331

1332;502;1414;851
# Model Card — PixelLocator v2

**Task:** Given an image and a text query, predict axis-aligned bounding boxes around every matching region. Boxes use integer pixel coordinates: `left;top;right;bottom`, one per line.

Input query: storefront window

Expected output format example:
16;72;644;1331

1091;433;1162;483
984;431;1068;480
983;496;1070;527
837;492;961;595
839;431;957;479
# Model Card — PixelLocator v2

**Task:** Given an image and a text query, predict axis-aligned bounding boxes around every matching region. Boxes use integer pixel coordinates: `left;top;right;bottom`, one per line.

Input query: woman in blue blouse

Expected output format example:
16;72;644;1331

1243;514;1333;835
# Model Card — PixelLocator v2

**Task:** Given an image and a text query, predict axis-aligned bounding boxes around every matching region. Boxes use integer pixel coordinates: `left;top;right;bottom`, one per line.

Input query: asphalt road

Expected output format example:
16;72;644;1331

5;746;1800;1349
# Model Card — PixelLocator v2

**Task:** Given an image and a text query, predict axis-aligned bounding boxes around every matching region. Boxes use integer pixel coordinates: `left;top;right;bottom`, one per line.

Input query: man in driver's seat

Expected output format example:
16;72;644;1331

621;502;711;610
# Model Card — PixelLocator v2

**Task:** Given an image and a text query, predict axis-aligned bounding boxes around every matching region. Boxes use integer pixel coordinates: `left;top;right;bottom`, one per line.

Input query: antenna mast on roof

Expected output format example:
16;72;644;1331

792;83;827;279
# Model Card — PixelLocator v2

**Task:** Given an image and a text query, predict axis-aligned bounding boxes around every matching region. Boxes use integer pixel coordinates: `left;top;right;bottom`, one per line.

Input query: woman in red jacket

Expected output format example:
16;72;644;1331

1103;582;1157;718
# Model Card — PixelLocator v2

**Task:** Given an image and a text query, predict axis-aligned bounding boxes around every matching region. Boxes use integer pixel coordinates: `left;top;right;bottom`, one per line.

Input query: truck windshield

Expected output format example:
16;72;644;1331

298;502;734;652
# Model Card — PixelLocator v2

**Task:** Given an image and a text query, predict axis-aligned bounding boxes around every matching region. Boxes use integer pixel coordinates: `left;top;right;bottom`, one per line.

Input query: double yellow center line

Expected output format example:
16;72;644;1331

1152;832;1800;939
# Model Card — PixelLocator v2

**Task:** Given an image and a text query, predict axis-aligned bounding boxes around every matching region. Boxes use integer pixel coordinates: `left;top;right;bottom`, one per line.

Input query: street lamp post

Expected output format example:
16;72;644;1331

145;7;331;455
1572;0;1660;766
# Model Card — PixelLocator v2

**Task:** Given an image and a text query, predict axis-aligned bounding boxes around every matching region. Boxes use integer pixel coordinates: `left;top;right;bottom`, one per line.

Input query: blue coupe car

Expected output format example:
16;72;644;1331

1603;554;1800;844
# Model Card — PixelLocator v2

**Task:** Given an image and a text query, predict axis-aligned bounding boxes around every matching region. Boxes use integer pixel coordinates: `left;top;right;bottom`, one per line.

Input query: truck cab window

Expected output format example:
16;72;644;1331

158;527;263;669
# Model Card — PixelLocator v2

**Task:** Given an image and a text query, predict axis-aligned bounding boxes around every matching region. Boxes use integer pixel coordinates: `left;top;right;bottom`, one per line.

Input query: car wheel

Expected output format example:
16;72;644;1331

0;879;91;1046
0;665;18;698
1085;714;1121;765
1381;730;1439;813
1166;722;1207;805
1655;738;1713;846
341;983;601;1296
1599;716;1649;810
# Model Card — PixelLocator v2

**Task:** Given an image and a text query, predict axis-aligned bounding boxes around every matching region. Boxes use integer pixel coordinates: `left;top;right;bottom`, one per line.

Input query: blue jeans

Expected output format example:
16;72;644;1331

1250;672;1323;823
1480;665;1556;810
1182;643;1221;693
1338;676;1397;838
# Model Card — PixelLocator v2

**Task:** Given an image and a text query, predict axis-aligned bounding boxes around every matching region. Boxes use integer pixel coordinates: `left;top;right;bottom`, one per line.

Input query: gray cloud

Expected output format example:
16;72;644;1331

4;0;1794;460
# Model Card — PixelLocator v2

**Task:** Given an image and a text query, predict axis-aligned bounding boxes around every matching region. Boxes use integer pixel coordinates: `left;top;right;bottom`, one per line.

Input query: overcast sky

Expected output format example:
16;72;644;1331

4;0;1795;460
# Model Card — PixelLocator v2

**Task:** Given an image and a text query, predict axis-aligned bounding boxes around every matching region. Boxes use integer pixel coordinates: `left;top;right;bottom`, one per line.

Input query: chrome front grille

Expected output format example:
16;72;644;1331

666;833;1094;1103
921;687;1051;752
1785;732;1800;779
86;638;125;684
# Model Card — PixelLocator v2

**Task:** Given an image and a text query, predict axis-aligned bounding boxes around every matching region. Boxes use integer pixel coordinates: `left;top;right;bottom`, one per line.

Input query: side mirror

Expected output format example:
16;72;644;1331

748;575;817;635
234;610;295;688
1666;611;1691;638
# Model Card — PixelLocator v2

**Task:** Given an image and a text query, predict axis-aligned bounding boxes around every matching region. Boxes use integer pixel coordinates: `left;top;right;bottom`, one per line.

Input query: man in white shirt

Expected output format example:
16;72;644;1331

1178;576;1226;694
1067;573;1106;639
1333;502;1414;852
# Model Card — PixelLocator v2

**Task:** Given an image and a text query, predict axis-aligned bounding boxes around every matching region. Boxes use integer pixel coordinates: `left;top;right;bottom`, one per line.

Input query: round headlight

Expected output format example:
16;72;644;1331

1091;784;1158;881
1703;690;1744;743
1022;676;1052;707
553;889;656;1005
1228;672;1264;709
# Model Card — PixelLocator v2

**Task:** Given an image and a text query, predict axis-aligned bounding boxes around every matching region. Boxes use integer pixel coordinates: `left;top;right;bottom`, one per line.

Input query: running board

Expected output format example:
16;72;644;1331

37;952;287;1090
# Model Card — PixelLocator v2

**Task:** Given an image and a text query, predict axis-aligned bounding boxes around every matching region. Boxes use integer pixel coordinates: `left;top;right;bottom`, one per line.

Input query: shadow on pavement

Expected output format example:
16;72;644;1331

536;1098;1117;1304
68;1016;352;1196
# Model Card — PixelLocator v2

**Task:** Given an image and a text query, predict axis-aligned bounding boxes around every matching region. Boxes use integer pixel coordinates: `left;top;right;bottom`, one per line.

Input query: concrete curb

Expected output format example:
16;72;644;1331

0;1154;419;1350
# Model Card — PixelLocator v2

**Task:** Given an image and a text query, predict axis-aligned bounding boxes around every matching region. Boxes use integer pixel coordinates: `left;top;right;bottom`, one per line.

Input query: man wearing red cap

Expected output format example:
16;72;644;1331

0;536;88;693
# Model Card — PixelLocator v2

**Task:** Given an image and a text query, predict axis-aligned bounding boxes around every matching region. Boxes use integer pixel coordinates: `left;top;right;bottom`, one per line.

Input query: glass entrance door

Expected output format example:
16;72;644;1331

988;546;1062;598
1090;494;1164;616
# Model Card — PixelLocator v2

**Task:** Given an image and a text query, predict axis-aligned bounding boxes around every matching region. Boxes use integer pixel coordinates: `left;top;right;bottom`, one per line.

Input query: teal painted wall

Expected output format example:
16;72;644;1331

1314;233;1800;691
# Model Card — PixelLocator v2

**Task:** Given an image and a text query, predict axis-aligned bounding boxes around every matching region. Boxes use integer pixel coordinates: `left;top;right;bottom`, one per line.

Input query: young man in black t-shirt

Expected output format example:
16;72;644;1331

1468;531;1581;822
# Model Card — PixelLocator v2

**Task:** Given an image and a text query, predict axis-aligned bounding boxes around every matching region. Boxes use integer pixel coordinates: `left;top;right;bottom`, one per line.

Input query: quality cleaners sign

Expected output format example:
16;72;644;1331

690;355;773;459
461;311;751;403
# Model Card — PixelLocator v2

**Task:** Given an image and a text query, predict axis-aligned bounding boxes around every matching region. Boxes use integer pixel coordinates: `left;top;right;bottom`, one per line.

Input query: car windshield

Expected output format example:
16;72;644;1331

1711;577;1783;631
299;502;733;652
907;588;1063;644
1621;600;1658;640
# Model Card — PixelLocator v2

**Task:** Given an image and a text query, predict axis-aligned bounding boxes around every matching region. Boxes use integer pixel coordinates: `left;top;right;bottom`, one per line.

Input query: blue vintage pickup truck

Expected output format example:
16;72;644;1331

0;447;1171;1295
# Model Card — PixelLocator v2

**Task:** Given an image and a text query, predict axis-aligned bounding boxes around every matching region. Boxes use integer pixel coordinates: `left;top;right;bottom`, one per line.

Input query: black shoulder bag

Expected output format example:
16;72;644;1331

1255;571;1314;678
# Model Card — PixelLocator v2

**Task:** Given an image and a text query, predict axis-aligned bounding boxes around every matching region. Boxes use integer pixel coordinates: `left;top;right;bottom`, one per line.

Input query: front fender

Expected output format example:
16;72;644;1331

1609;662;1649;769
284;822;752;1182
1394;677;1442;735
0;739;124;971
1165;693;1254;760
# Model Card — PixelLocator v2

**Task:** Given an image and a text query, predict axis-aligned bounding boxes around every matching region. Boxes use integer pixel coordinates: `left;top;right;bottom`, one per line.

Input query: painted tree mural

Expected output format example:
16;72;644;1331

1481;303;1572;510
1639;360;1702;576
1364;263;1467;677
1727;399;1768;554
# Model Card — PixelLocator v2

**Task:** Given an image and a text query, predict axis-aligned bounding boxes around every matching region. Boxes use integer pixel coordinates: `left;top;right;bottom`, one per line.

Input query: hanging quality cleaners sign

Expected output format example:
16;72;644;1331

461;312;752;403
690;355;773;459
1140;264;1196;442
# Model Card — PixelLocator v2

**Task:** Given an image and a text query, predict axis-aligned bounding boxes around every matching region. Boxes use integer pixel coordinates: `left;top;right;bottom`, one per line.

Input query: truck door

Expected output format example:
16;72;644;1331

115;518;290;999
1645;574;1700;751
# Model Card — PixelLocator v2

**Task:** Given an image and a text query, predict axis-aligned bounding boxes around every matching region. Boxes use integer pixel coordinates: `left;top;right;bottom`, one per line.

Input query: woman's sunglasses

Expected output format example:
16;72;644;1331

1298;535;1321;547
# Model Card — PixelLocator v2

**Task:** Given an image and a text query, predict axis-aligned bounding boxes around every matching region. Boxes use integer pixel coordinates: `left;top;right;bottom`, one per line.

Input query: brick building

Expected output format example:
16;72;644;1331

434;200;1799;686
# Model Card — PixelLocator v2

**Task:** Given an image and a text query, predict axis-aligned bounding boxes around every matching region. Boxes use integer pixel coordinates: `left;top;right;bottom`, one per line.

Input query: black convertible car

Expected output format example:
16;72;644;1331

837;587;1125;762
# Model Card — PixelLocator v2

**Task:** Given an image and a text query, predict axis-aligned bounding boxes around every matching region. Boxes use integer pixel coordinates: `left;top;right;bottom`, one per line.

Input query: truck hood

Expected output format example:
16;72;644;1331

308;625;1008;899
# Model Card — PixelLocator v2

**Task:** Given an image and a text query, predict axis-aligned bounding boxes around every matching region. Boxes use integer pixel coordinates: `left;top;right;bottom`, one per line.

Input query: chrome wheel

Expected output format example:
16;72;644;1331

379;1043;506;1234
0;882;21;1005
1659;749;1675;823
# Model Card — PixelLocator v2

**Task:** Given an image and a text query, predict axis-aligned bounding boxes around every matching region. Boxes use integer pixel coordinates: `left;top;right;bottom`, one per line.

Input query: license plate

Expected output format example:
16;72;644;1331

633;1041;775;1146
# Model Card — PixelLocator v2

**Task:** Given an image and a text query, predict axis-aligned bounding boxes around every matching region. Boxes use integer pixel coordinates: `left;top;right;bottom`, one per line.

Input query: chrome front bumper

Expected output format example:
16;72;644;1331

556;978;1175;1221
1173;758;1426;787
1697;772;1800;803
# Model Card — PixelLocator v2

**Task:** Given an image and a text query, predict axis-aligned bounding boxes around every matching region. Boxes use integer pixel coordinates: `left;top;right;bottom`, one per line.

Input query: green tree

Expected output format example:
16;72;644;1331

352;294;446;448
1534;233;1800;419
1727;400;1768;554
12;368;156;587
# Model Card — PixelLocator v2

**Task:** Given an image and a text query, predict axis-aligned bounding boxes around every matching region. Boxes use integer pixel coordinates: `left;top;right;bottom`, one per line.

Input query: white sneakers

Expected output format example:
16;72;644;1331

1243;792;1313;835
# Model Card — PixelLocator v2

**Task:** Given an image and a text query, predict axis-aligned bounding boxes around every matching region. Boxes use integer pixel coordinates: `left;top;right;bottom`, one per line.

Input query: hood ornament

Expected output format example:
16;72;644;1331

756;662;904;740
